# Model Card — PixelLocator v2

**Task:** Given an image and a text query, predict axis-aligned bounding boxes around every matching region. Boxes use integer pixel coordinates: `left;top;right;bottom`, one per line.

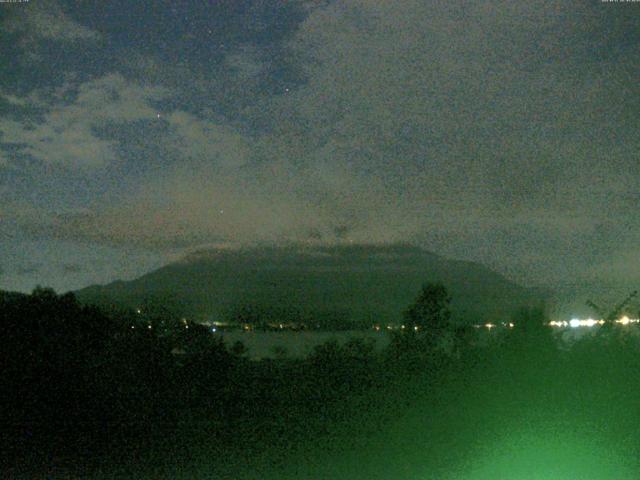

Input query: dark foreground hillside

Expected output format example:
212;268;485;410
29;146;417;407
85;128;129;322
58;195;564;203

3;288;640;479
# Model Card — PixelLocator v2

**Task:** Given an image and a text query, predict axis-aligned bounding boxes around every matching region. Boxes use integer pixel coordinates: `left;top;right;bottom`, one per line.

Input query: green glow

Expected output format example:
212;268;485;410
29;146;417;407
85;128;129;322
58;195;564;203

450;428;635;480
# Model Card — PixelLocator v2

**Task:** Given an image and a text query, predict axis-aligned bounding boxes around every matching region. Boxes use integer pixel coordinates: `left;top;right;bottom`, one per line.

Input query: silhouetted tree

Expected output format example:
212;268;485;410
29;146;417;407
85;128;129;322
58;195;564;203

403;283;452;341
306;338;377;396
509;305;550;339
231;340;248;357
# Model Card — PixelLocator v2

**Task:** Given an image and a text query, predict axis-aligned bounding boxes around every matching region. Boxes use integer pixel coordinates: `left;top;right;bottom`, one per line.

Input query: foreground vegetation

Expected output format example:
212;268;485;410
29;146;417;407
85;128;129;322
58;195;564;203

2;287;640;479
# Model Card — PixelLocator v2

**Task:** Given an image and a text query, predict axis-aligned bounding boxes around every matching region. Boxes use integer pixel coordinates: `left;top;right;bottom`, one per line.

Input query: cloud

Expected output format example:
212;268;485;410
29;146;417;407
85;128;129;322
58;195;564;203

3;0;100;43
32;179;315;249
225;46;266;81
61;263;82;274
0;74;169;169
16;263;41;275
0;90;28;107
283;0;636;186
2;0;639;290
165;111;252;169
243;0;638;279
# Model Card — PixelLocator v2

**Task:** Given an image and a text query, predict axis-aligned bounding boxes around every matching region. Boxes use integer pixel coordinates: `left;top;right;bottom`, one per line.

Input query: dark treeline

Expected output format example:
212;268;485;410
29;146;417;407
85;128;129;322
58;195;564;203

3;285;640;479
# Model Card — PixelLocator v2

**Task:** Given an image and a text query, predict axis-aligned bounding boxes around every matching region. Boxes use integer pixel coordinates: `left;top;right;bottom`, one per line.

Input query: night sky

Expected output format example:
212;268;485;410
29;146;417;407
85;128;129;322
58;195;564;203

0;0;638;294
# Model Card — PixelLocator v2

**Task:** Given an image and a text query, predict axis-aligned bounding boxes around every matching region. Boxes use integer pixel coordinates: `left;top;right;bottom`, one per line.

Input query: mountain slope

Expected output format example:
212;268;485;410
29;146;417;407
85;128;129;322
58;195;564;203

76;244;541;327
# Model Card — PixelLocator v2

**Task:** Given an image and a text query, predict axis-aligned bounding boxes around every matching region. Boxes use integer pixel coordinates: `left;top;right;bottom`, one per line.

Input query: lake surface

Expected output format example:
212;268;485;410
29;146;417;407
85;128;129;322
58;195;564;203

212;330;391;359
211;324;640;359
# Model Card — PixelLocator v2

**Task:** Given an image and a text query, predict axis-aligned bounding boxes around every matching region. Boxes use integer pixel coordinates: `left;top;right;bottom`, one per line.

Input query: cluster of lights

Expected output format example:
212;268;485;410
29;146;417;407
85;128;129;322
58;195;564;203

473;322;514;329
550;319;602;328
548;316;640;328
372;324;421;331
617;316;639;325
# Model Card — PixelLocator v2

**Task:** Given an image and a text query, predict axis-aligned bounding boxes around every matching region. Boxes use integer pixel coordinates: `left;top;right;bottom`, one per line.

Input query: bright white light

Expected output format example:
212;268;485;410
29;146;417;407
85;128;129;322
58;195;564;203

564;318;599;328
617;316;630;325
211;327;217;333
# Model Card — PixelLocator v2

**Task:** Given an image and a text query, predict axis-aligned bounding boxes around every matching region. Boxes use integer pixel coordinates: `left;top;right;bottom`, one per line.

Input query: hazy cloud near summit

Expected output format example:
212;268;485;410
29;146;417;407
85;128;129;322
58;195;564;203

2;0;639;290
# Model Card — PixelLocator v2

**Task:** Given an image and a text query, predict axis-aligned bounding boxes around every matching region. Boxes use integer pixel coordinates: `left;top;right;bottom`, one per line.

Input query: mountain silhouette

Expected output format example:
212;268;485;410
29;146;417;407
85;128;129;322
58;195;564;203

76;243;541;327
